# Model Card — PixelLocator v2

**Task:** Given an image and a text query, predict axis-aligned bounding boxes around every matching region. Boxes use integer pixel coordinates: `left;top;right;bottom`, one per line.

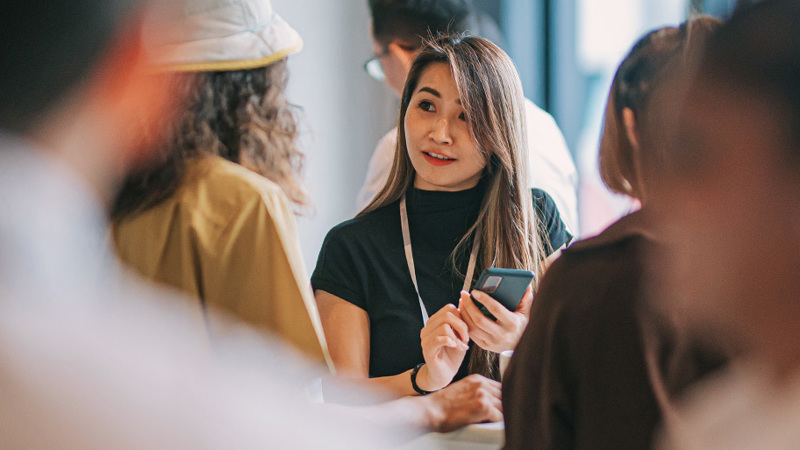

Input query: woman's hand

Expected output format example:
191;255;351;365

459;285;533;353
422;374;503;432
418;304;470;392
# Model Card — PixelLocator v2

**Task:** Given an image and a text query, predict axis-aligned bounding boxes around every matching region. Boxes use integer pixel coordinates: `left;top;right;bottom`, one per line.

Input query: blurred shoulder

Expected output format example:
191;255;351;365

565;210;656;255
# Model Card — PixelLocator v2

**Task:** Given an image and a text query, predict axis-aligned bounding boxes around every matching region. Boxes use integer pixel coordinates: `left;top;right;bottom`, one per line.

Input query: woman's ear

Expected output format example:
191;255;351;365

623;106;651;202
622;107;640;152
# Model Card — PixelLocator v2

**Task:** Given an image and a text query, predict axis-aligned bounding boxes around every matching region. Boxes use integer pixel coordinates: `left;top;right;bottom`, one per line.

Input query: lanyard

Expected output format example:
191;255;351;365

400;194;480;325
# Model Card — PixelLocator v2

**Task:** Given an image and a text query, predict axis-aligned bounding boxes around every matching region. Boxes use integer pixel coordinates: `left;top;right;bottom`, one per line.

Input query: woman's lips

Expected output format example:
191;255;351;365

422;151;456;166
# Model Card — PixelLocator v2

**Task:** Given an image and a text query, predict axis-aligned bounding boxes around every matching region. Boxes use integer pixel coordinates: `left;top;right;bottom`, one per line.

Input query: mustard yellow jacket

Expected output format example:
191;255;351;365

113;156;329;365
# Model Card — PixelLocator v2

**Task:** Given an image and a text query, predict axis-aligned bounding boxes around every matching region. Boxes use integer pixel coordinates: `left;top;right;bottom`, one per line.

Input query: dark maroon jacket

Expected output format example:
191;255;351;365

502;211;726;450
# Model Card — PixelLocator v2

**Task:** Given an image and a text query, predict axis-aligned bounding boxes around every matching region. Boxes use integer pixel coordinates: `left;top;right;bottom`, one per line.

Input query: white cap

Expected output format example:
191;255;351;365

145;0;303;72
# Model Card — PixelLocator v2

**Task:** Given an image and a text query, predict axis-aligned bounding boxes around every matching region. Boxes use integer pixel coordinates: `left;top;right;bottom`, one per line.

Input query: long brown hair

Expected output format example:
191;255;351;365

599;16;722;202
362;34;547;379
112;59;307;219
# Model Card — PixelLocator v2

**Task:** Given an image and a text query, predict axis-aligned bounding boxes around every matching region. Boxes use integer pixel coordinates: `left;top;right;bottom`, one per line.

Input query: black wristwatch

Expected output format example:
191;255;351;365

410;362;434;395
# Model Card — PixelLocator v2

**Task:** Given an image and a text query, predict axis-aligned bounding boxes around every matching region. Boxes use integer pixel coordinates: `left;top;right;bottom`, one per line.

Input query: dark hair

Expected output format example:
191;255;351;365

112;61;307;220
700;0;800;155
368;0;473;48
599;16;721;200
0;0;137;133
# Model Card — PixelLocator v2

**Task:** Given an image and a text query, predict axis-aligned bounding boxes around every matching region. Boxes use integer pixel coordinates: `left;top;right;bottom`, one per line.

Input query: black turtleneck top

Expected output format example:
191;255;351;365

311;184;570;380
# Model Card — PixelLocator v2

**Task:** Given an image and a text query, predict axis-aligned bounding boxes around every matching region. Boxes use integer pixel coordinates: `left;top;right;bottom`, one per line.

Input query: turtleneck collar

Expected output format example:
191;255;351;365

405;177;487;214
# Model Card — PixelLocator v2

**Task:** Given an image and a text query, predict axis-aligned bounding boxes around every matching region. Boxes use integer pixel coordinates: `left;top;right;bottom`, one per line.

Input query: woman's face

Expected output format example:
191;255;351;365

404;62;485;192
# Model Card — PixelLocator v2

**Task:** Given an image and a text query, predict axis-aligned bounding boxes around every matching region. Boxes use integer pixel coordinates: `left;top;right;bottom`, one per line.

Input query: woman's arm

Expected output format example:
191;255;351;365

315;290;370;377
347;374;503;433
316;289;449;399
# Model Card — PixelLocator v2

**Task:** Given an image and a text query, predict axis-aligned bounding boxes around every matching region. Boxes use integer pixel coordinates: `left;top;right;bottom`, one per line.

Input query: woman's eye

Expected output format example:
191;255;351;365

418;100;435;112
458;112;467;121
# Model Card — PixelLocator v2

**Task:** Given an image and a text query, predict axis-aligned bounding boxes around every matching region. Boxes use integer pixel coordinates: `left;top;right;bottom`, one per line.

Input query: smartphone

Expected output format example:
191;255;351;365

471;268;534;320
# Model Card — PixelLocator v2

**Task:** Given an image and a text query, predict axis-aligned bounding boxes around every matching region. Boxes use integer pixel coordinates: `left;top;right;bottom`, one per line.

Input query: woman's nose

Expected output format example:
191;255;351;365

429;117;453;145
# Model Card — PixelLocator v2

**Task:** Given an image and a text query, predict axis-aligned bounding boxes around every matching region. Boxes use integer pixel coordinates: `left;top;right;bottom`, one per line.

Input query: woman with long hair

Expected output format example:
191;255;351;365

111;1;521;432
312;34;571;398
111;2;328;363
501;16;727;449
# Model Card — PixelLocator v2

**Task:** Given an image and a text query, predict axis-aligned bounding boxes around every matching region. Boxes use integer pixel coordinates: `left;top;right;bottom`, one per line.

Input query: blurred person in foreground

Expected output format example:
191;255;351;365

111;0;503;434
501;16;728;450
359;0;580;234
0;0;423;447
649;0;800;448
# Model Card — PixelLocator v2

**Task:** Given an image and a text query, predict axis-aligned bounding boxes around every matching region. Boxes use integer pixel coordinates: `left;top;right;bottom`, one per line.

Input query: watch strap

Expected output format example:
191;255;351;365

410;362;433;395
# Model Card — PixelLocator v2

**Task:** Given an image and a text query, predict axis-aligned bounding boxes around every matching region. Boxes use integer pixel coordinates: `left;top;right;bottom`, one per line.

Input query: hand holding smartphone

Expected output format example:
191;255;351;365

471;268;534;320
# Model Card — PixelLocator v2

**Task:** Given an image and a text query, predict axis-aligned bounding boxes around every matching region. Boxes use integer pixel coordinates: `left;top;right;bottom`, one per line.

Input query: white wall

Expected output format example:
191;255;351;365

271;0;398;273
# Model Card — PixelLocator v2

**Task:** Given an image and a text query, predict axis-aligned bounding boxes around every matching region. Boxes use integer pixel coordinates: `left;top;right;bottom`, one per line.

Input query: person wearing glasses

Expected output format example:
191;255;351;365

359;0;580;236
110;0;512;435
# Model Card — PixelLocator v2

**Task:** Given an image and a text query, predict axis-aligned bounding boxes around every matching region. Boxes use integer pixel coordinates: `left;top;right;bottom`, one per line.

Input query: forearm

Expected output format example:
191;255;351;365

356;395;436;434
328;365;442;401
318;396;439;444
370;374;505;433
325;374;504;434
334;392;462;434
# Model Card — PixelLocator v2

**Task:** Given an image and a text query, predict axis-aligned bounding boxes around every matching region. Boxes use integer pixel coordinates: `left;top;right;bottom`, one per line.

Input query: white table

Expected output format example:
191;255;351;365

400;421;504;450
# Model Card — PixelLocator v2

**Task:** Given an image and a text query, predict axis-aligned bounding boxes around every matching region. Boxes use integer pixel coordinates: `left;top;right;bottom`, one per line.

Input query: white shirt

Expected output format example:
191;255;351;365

0;135;417;449
356;99;580;235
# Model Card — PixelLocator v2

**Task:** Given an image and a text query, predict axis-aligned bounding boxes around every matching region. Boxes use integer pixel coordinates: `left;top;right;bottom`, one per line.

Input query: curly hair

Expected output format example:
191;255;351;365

112;60;307;219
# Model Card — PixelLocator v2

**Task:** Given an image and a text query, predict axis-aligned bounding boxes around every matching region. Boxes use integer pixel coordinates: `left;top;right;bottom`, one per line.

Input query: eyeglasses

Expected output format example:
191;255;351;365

364;49;390;81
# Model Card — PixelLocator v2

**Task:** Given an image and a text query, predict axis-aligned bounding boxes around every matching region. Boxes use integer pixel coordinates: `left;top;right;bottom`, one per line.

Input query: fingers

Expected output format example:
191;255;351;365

465;326;493;350
462;291;528;352
459;296;495;347
462;375;503;420
429;374;504;432
461;374;502;398
515;284;534;317
459;291;478;330
470;290;518;325
423;304;468;344
484;400;504;423
461;291;504;334
420;319;469;391
421;306;470;367
421;330;469;353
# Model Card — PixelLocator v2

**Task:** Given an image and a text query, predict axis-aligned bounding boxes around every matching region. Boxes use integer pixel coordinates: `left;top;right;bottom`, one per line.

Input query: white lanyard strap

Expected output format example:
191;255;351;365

400;194;480;325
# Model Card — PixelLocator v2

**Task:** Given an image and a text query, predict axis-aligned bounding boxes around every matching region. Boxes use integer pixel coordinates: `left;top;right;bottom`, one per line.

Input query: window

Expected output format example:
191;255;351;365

483;0;740;236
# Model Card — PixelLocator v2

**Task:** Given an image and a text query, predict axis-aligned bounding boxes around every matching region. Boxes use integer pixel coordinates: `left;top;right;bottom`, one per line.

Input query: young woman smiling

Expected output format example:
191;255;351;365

312;35;571;399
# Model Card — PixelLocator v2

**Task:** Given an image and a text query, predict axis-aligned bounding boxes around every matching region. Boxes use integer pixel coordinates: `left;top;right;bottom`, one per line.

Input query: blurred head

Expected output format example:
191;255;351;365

112;0;308;219
366;0;473;95
0;0;173;201
363;34;544;380
655;0;800;365
0;0;136;134
598;16;721;203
